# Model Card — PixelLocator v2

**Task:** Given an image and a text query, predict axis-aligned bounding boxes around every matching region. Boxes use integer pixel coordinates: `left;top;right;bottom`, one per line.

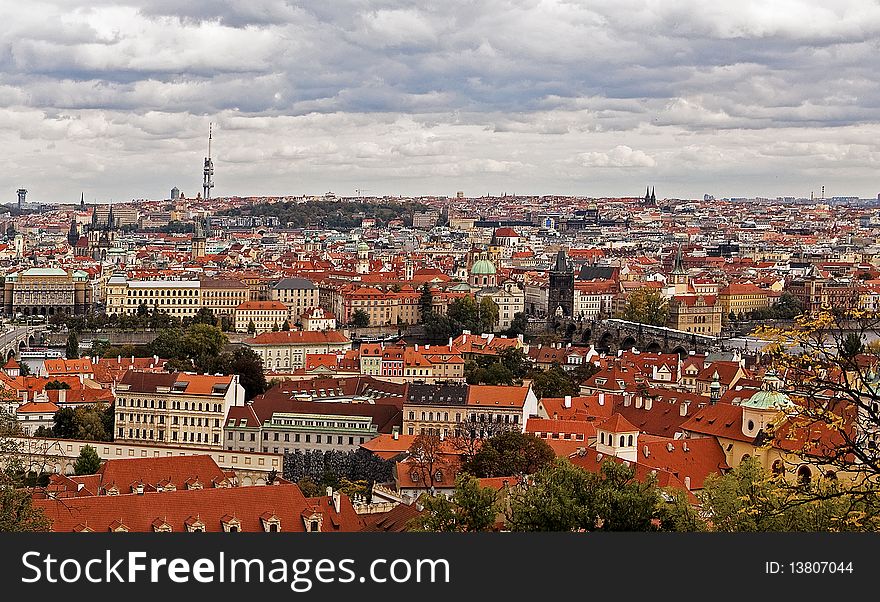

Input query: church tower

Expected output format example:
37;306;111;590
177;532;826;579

669;244;689;295
548;249;574;319
191;218;207;260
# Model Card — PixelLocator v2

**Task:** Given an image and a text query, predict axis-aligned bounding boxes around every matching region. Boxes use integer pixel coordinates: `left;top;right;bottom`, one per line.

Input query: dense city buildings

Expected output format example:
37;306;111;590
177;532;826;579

5;187;880;535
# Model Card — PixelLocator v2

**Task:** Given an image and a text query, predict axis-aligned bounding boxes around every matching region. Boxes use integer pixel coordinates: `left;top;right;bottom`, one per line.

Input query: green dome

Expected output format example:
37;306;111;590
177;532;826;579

470;259;497;275
742;389;794;411
357;241;369;252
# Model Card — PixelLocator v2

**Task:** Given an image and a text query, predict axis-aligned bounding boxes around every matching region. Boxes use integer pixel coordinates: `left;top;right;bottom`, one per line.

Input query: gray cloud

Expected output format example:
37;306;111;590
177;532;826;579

2;0;880;201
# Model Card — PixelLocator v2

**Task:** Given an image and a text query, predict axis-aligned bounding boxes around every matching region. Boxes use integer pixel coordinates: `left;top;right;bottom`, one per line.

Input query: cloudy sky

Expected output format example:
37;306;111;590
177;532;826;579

2;0;880;203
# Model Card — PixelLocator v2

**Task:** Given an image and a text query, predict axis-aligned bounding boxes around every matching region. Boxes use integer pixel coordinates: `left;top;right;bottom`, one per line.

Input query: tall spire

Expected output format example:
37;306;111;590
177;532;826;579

107;202;114;230
672;243;686;274
203;123;214;200
644;186;650;203
651;187;656;204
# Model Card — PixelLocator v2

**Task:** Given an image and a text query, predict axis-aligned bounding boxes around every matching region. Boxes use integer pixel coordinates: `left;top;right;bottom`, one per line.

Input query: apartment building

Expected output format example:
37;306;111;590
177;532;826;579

271;278;320;321
235;300;290;333
244;330;352;372
104;275;249;319
114;371;245;448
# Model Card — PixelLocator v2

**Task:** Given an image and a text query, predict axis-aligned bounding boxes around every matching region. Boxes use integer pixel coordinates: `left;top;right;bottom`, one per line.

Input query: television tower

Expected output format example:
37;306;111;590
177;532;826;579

203;123;214;200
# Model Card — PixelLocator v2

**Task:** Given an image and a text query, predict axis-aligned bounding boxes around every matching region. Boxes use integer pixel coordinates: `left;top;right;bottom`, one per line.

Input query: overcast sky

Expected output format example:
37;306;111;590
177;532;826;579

2;0;880;203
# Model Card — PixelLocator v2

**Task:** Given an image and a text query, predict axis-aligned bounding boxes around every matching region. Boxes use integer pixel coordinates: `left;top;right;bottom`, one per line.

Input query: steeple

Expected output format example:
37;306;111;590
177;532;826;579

552;249;571;273
67;217;79;247
80;192;85;209
672;243;686;275
644;186;650;203
709;370;721;405
651;187;656;204
106;202;114;230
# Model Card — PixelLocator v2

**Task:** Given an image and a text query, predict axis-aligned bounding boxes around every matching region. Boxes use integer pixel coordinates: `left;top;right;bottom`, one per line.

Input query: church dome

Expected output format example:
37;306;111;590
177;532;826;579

470;259;497;275
741;389;794;411
357;241;369;252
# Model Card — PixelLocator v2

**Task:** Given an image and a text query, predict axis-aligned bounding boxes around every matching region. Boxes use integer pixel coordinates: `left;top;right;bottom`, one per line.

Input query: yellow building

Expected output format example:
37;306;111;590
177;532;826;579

667;294;722;335
718;282;769;321
235;300;290;333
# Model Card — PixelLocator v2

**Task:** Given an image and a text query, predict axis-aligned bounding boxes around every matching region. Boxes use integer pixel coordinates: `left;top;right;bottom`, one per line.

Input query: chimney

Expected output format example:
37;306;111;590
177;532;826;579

326;486;333;497
598;392;605;406
643;445;649;458
58;389;66;404
414;344;419;351
117;355;121;364
563;395;572;409
332;490;341;514
684;476;691;490
392;426;400;440
679;401;690;417
131;355;135;364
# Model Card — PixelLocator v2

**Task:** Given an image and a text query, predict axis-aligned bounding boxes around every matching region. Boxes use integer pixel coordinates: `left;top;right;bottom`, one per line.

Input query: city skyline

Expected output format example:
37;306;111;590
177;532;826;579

3;1;880;201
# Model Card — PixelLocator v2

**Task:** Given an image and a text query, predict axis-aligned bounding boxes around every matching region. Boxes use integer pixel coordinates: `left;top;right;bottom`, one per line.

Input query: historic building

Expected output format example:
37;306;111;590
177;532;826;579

244;330;352;372
548;249;574;319
114;371;245;448
235;300;290;333
3;267;91;316
271;278;320;321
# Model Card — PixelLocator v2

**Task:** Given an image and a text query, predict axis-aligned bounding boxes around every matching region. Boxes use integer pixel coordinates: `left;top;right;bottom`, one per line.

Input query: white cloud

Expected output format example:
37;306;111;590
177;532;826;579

576;146;656;168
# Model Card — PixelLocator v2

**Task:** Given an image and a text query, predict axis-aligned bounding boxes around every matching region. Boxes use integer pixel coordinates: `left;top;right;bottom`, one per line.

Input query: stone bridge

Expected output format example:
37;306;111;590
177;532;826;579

0;326;45;360
584;319;720;356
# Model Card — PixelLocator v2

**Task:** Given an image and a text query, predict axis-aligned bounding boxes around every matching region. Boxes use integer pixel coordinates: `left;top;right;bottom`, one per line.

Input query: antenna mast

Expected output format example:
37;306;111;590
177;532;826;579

203;123;215;200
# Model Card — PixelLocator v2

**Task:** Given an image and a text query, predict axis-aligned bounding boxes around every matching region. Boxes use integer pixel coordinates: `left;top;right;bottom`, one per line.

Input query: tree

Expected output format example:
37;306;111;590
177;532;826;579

45;380;71;390
73;445;101;475
51;405;112;442
352;309;370;328
17;361;31;377
507;459;693;532
700;457;880;531
281;319;291;332
529;364;579;398
505;312;528;338
419;284;434;320
462;431;555;478
247;320;256;335
272;322;280;332
65;331;79;359
621;289;669;326
409;475;499;532
211;347;267;401
478;297;499;333
758;307;880;494
407;433;445;495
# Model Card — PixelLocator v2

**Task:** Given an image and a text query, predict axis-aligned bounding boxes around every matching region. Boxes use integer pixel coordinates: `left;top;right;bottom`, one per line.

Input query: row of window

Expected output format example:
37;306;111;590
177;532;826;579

121;428;220;444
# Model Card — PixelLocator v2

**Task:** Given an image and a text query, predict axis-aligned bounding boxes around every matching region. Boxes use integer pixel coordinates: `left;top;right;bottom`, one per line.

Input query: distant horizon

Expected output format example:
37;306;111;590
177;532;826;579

3;3;880;202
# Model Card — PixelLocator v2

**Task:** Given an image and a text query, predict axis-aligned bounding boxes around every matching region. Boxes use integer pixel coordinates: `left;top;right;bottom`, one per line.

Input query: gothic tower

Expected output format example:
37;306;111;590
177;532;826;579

669;243;689;295
191;218;207;260
548;249;574;319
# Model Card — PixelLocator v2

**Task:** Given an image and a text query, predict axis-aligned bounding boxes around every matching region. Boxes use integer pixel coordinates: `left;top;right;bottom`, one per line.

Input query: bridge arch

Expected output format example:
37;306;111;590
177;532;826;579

28;334;36;347
645;341;663;353
597;331;615;352
619;335;637;351
6;348;15;360
671;345;688;358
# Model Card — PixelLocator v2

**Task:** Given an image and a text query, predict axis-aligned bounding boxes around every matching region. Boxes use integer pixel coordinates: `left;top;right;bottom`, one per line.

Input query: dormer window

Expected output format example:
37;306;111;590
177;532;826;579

185;516;206;532
220;515;241;533
261;512;281;532
151;519;172;533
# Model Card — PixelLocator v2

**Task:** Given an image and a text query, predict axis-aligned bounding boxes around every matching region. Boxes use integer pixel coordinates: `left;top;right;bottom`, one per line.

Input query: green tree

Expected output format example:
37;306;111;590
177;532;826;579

281;319;291;331
51;407;79;439
45;380;71;390
409;475;499;532
352;309;370;328
51;405;111;441
508;459;693;532
65;331;79;359
73;444;101;475
211;347;267;401
840;332;863;361
529;365;579;398
463;431;555;478
478;297;499;333
17;361;31;377
699;458;880;531
505;312;528;337
247;320;256;335
419;284;434;319
621;289;669;326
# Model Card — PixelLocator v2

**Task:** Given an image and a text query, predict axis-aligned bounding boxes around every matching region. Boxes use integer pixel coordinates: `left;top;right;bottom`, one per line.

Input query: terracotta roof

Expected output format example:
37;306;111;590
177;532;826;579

246;330;350;345
596;413;640;434
680;403;753;443
360;503;424;532
466;384;530;408
34;483;364;532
